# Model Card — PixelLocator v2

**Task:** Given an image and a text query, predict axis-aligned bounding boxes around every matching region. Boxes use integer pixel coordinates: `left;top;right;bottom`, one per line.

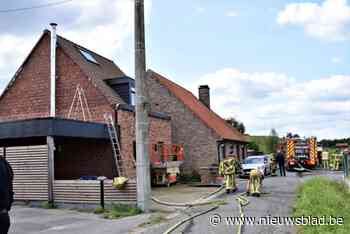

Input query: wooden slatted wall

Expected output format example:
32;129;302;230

5;145;49;201
53;180;136;204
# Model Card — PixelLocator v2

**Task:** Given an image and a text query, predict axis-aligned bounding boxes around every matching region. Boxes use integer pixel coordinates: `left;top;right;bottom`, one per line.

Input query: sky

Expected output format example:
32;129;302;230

0;0;349;140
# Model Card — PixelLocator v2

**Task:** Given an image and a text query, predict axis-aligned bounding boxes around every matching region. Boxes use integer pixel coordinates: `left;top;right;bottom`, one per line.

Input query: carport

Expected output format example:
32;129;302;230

0;117;136;205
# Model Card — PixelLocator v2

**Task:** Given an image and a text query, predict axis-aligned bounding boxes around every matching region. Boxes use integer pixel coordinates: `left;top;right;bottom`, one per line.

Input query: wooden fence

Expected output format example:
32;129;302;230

3;144;136;204
5;145;49;201
53;180;137;204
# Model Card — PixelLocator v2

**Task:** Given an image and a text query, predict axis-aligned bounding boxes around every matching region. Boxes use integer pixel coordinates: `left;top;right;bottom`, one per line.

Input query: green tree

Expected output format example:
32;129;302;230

248;141;259;152
226;117;246;134
268;128;279;153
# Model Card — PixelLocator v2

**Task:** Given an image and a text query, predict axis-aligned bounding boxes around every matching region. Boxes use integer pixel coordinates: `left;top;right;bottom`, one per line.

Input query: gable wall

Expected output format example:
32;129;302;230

145;76;220;176
0;33;114;123
0;35;51;121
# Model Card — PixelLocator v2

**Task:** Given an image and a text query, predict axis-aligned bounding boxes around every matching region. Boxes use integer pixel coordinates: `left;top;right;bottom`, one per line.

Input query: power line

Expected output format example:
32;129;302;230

0;0;74;13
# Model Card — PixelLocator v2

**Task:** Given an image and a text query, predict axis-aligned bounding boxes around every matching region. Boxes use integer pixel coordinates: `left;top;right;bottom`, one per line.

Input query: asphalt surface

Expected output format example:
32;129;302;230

9;206;152;234
140;170;343;234
8;170;344;234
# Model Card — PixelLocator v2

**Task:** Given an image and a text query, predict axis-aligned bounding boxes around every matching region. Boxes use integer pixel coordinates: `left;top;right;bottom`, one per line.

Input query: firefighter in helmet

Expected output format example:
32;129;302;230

334;154;342;171
270;154;277;176
246;169;262;197
219;155;237;194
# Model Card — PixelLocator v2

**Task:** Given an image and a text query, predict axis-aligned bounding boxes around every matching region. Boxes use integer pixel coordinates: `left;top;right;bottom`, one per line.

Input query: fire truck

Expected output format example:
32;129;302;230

150;143;185;186
280;136;318;169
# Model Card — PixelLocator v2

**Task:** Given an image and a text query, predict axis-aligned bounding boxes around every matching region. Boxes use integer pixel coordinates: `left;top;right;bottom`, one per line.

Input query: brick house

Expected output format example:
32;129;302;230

0;28;171;203
145;70;249;178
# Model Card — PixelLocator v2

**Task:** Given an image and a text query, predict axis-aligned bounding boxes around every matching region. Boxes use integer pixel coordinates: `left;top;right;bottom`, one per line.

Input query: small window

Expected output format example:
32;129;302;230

79;49;98;64
130;87;136;106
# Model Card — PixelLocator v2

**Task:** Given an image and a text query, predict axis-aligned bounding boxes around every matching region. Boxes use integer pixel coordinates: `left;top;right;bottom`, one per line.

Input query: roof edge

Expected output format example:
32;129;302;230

147;69;249;142
0;30;49;101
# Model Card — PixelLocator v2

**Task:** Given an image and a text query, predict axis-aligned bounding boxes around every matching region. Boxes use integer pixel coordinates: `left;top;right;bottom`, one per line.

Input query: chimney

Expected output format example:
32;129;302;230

198;85;210;109
50;23;57;117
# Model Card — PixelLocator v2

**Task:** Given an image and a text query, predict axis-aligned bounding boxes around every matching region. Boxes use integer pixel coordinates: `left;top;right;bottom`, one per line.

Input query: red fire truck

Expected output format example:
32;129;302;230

280;136;318;169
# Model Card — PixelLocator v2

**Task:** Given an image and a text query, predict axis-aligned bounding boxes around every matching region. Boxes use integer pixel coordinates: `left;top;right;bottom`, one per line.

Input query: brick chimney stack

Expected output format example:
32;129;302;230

198;85;210;109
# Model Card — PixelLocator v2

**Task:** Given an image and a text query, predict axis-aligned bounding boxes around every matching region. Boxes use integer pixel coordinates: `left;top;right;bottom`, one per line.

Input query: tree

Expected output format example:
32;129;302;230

237;122;245;134
248;141;259;152
268;128;279;153
270;128;278;137
226;117;246;134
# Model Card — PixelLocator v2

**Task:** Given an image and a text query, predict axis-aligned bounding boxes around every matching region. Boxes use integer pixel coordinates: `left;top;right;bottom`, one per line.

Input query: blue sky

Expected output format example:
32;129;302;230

0;0;349;139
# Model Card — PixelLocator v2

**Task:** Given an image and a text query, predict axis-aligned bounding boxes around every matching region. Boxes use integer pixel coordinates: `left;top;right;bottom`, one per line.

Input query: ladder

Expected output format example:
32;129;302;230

104;113;124;177
67;84;92;121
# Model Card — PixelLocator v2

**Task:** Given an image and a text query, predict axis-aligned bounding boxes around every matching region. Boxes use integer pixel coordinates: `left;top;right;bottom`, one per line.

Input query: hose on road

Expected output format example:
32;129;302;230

151;185;224;207
152;185;225;234
235;192;250;234
163;205;219;234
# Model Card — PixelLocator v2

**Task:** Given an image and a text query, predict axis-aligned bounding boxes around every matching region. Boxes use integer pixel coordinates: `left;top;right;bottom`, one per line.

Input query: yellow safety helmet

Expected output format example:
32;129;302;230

250;169;258;177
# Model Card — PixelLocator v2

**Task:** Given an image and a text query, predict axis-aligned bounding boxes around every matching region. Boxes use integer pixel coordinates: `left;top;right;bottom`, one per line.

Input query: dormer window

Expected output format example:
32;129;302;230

79;49;99;64
130;87;136;106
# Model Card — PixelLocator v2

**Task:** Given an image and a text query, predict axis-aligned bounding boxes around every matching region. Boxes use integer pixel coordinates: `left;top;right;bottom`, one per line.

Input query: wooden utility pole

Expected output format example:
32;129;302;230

135;0;151;212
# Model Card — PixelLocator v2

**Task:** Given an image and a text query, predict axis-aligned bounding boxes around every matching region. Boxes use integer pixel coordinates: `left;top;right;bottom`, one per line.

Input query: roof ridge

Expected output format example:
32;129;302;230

148;70;248;142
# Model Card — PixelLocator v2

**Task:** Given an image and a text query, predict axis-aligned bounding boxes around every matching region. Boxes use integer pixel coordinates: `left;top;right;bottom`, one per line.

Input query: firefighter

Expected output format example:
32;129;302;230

334;154;341;171
270;154;277;176
246;169;262;197
219;156;237;194
322;151;329;169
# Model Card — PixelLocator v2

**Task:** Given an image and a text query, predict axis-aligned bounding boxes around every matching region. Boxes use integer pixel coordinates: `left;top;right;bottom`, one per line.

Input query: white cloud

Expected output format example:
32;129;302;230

64;0;152;59
331;56;342;63
226;10;239;17
0;0;152;89
0;34;36;87
277;0;350;41
191;68;350;139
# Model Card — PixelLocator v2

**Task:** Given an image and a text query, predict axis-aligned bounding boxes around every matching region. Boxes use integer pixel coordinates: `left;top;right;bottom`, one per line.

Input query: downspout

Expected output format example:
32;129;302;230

50;23;57;117
217;140;225;163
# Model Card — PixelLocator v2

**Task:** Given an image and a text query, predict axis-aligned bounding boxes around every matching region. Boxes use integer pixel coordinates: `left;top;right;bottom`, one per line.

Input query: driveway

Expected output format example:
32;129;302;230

9;206;151;234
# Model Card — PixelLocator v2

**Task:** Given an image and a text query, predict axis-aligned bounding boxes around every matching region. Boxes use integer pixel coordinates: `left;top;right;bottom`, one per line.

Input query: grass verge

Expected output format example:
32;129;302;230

40;201;57;209
100;204;142;219
138;214;167;228
293;177;350;234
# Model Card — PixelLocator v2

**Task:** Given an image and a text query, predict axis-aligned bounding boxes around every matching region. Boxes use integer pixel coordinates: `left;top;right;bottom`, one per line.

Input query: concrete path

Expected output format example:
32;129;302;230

9;206;152;234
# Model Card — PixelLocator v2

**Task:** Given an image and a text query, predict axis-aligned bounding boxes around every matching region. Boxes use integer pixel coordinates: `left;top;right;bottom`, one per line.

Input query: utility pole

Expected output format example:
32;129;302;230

135;0;151;212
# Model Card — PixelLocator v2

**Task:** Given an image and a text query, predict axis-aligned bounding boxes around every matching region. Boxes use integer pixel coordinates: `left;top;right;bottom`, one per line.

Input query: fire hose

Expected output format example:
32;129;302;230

163;205;219;234
151;185;224;207
150;185;224;234
235;192;250;234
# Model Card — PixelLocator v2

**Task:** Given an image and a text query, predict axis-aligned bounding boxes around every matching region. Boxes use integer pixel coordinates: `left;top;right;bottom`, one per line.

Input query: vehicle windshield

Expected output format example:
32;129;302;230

244;157;264;164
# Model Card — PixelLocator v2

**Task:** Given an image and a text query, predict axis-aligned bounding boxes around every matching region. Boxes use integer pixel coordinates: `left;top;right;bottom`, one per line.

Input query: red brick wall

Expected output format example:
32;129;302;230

56;42;114;123
145;76;220;176
54;138;114;179
0;33;114;123
0;35;51;121
117;109;172;178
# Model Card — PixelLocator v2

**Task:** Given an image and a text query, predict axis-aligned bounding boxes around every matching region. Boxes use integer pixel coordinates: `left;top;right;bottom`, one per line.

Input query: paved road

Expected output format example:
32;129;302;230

140;170;343;234
8;170;343;234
